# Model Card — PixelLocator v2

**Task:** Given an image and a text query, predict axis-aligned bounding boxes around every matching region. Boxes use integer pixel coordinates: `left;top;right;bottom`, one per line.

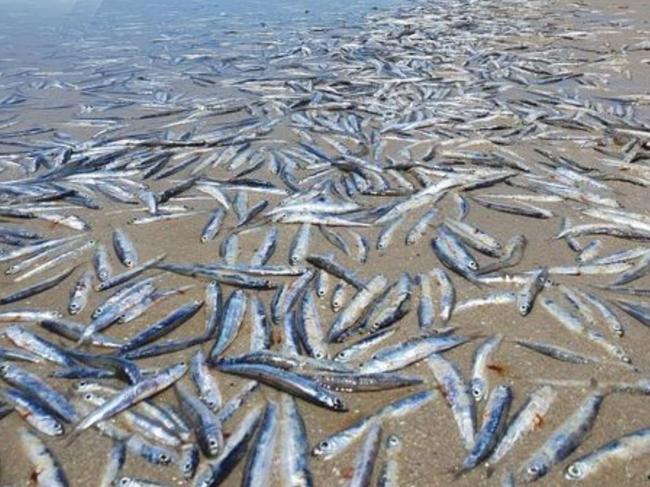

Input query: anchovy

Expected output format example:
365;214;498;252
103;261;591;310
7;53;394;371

76;392;181;448
119;299;203;353
297;289;327;359
99;441;126;487
94;254;166;291
305;371;423;392
40;318;123;348
2;387;64;436
250;226;278;266
478;235;527;275
271;269;314;324
19;427;69;486
443;218;502;257
194;405;263;487
327;274;387;342
69;362;187;438
470;335;503;401
216;360;347;411
14;239;95;283
406;208;438;246
428;354;476;450
93;244;113;282
312;390;434;459
459;384;512;473
306;254;365;289
175;382;224;457
289;223;312;265
0;346;43;363
518;393;603;483
115;478;169;487
331;281;348;312
334;328;395;362
377;435;401;487
487;386;557;468
565;427;650;481
579;289;625;337
614;298;650;327
281;395;314;487
242;401;279;487
179;443;200;481
5;325;76;367
471;194;553;219
230;350;352;373
315;269;329;299
433;267;455;323
68;269;93;314
363;273;412;334
204;280;222;337
361;333;470;373
0;308;62;322
576;240;602;264
0;265;76;305
210;289;247;358
517;267;548;316
0;235;82;264
113;228;138;267
415;272;435;330
190;350;221;411
542;296;630;363
514;339;596;365
0;362;78;422
350;422;383;487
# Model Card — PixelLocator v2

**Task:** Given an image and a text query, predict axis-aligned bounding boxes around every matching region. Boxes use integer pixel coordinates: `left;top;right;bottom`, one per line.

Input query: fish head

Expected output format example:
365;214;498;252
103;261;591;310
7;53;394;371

519;458;548;483
470;378;487;402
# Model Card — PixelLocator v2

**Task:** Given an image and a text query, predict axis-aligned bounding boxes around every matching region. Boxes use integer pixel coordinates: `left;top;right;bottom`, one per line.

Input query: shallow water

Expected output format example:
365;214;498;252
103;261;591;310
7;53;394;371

1;0;650;486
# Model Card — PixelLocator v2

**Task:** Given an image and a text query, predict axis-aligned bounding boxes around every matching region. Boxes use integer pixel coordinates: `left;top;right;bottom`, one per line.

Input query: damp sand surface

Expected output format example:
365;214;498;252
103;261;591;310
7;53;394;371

1;0;650;486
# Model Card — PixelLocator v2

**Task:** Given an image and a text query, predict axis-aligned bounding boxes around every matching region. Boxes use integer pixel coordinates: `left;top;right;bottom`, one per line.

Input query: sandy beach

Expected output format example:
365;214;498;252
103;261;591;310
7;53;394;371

1;0;650;485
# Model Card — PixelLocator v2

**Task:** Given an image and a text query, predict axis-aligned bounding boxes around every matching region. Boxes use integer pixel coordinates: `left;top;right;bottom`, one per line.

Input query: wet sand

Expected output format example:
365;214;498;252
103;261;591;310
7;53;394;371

1;0;650;486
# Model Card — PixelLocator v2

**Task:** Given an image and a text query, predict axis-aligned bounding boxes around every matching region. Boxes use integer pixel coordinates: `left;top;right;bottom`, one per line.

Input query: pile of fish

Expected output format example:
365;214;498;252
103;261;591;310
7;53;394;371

2;0;650;485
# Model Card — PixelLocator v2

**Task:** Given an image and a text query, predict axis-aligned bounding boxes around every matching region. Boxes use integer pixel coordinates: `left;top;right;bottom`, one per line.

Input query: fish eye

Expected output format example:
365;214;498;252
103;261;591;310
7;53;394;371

471;387;482;398
160;454;170;463
336;351;347;359
527;464;541;475
209;439;218;447
469;262;478;270
566;463;583;479
119;478;130;487
333;398;344;409
84;393;93;400
387;435;400;447
314;352;325;359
